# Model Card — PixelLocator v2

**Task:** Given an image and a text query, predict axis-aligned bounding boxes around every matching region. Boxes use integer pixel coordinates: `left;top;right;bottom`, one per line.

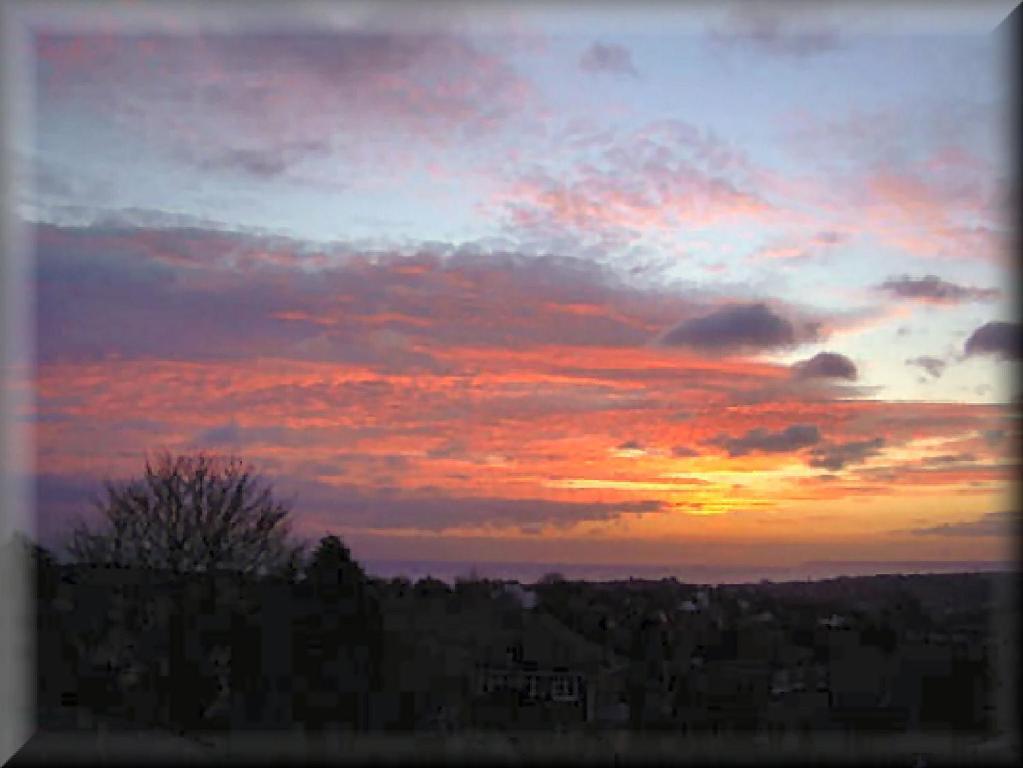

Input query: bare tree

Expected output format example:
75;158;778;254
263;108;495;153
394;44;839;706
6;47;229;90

67;452;305;576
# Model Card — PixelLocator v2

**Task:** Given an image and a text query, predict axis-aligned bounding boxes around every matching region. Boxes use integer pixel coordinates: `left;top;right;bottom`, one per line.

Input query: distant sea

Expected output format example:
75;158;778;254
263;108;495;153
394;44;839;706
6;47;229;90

362;558;1017;586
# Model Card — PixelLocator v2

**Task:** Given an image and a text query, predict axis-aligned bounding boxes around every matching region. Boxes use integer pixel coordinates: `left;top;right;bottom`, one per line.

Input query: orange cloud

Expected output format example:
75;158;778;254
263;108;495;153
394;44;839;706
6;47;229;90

30;222;1017;545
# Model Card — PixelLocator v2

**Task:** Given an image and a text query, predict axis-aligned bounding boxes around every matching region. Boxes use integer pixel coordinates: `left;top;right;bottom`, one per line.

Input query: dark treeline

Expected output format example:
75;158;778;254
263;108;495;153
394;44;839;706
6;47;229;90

29;539;1010;739
20;452;1014;741
35;552;389;733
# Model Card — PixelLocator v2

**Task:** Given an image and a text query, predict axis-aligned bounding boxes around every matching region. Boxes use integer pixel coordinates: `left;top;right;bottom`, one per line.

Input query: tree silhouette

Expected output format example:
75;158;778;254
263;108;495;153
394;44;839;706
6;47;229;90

306;533;365;588
296;533;380;731
66;452;305;576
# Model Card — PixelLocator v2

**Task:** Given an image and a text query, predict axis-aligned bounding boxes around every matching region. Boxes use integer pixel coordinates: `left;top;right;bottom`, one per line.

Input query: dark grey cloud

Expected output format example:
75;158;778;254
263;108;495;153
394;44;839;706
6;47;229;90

671;445;701;458
33;469;663;543
981;429;1006;447
288;480;663;532
910;510;1018;537
426;439;470;460
33;222;683;365
197;421;243;445
201;139;332;178
807;437;885;471
36;221;851;373
193;421;306;448
815;231;844;245
709;424;820;457
35;224;326;364
616;440;643;451
906;355;947;379
710;12;841;57
878;275;1000;304
922;452;977;466
579;42;639;76
662;303;818;353
791;352;857;381
964;321;1021;361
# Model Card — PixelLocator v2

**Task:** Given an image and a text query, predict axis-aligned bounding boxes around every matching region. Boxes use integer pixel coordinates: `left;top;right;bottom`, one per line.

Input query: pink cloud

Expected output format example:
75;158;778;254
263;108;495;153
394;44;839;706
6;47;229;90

36;31;538;179
750;229;848;262
496;121;774;245
778;106;1008;264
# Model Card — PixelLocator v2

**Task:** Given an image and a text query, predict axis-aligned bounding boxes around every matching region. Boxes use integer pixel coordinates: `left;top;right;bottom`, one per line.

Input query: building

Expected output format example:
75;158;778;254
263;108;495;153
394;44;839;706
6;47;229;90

471;610;620;728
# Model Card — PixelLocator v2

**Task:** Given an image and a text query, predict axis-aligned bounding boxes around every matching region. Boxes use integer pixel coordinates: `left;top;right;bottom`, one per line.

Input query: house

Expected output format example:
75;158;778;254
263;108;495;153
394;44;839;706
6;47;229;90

471;610;621;728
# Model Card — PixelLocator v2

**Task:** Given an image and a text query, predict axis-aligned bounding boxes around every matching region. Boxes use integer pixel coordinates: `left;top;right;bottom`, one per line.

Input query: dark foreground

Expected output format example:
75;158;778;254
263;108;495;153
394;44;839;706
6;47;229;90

12;722;1019;766
20;555;1021;764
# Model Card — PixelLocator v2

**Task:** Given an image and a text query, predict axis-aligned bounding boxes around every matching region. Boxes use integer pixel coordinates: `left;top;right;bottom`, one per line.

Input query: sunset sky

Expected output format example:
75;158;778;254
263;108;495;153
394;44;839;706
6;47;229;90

11;2;1020;573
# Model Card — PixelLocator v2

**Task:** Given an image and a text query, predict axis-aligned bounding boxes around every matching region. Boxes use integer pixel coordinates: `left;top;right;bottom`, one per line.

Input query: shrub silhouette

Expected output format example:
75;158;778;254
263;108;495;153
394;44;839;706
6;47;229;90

306;533;364;587
66;451;305;577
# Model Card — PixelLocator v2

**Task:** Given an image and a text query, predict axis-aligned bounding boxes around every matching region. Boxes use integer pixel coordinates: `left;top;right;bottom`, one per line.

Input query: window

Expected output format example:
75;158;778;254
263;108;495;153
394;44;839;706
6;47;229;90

551;675;578;702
